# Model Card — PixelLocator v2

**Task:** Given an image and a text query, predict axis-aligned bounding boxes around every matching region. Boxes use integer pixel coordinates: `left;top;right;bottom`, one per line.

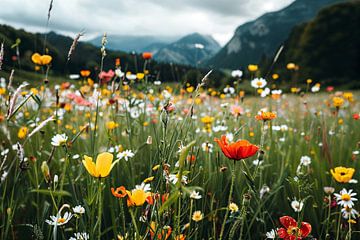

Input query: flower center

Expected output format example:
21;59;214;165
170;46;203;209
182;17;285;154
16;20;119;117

287;227;299;236
57;218;65;223
256;82;262;87
342;194;351;201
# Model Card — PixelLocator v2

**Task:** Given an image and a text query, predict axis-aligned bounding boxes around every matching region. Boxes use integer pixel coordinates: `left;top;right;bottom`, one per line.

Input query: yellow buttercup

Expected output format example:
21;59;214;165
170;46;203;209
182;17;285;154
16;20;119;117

82;152;118;178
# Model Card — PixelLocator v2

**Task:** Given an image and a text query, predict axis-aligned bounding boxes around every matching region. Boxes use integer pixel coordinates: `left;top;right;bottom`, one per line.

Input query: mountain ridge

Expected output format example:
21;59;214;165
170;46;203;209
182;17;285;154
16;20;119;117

206;0;342;69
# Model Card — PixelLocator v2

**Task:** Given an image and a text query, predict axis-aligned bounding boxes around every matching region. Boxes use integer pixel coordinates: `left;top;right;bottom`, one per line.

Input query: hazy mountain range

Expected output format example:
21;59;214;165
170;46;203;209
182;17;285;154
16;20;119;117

89;32;221;66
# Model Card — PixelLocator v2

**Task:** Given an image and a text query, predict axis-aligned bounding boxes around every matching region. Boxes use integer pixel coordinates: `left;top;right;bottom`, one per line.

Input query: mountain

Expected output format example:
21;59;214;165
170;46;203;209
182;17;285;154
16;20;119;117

207;0;342;69
0;24;226;86
89;35;179;54
154;33;221;66
273;1;360;87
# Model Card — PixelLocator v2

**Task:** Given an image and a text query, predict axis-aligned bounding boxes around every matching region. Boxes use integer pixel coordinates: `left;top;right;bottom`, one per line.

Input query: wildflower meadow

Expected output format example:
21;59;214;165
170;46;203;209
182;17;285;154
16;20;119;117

0;1;359;240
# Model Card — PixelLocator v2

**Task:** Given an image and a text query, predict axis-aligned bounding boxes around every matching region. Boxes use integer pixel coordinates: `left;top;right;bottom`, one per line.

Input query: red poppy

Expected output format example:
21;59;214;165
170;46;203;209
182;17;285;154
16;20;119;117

142;52;153;60
214;135;259;160
353;113;359;120
277;216;311;240
326;86;334;92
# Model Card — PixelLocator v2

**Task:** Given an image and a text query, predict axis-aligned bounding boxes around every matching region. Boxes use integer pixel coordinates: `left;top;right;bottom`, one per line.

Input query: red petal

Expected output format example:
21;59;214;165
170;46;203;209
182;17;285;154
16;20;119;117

280;216;297;228
277;228;288;238
300;222;312;237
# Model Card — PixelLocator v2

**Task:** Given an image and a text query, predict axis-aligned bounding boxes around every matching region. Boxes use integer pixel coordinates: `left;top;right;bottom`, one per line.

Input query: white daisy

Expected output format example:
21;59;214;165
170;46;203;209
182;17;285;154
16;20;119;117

69;232;89;240
341;207;359;219
291;199;304;212
168;174;188;185
261;87;270;97
231;70;243;78
72;205;85;214
251;78;267;89
117;150;135;161
135;182;151;192
201;142;213;153
190;191;202;200
266;229;276;239
51;133;68;147
45;211;72;226
300;156;311;166
334;189;358;208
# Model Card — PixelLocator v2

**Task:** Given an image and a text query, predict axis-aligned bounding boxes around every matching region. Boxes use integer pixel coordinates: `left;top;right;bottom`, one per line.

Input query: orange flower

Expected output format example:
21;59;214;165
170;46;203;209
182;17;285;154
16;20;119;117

111;186;127;198
142;52;152;60
150;222;172;240
255;111;276;121
214;135;259;160
80;70;91;77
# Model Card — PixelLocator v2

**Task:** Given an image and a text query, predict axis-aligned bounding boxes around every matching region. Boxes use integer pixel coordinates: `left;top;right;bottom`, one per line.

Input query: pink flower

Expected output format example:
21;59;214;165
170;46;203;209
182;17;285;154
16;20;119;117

230;105;244;117
98;69;115;83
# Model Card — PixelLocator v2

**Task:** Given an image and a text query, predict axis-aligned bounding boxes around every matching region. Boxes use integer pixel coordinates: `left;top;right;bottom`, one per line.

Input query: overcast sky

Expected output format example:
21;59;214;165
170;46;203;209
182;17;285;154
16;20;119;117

0;0;294;46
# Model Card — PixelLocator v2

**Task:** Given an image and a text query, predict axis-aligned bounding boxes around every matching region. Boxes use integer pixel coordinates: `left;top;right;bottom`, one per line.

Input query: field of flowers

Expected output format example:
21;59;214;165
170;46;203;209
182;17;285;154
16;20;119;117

0;38;359;240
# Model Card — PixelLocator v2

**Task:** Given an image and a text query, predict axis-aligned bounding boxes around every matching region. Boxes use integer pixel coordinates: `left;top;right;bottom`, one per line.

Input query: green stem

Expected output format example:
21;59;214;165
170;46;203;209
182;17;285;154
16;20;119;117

129;208;140;239
219;162;236;240
335;210;341;240
97;180;103;240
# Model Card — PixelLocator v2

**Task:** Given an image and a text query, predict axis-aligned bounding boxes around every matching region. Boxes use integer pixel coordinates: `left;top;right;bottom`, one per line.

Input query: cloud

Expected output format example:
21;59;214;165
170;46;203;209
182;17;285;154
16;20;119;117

0;0;294;45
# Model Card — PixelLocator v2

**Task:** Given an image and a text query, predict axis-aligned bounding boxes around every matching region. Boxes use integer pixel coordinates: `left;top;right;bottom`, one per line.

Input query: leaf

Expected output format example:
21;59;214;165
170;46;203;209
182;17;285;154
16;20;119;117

30;189;71;197
177;140;196;188
158;190;180;215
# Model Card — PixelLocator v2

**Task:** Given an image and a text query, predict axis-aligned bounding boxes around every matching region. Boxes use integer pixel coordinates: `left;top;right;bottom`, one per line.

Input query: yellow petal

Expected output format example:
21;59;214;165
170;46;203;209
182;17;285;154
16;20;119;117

95;152;113;177
82;155;97;177
31;53;42;65
40;55;52;65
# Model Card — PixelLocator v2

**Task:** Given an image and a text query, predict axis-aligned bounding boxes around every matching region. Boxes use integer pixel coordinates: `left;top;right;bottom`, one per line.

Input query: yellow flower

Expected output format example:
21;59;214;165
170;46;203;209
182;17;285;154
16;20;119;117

192;211;203;222
248;64;258;72
291;87;300;93
332;97;344;108
40;55;52;65
330;167;355;183
136;73;145;80
286;62;296;70
229;203;239;213
126;189;151;207
306;79;312;84
18;126;28;139
31;53;52;65
272;73;279;79
0;88;6;95
82;152;118;178
30;88;39;95
143;176;154;183
106;121;119;130
152;164;160;171
201;116;214;124
343;92;354;102
186;86;194;93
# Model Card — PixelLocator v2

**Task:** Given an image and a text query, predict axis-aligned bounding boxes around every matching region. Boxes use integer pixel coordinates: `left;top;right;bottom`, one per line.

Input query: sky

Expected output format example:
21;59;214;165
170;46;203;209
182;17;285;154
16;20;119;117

0;0;295;46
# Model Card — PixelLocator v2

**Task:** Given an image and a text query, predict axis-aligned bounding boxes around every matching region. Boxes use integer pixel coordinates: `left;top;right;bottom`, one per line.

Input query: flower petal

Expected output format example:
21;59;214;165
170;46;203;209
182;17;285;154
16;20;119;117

95;152;113;177
279;216;297;228
82;155;97;177
300;222;312;237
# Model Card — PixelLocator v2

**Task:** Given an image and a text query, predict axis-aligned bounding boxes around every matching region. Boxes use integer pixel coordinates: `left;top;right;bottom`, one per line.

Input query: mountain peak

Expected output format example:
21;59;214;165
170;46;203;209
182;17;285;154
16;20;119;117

154;32;221;66
207;0;342;69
